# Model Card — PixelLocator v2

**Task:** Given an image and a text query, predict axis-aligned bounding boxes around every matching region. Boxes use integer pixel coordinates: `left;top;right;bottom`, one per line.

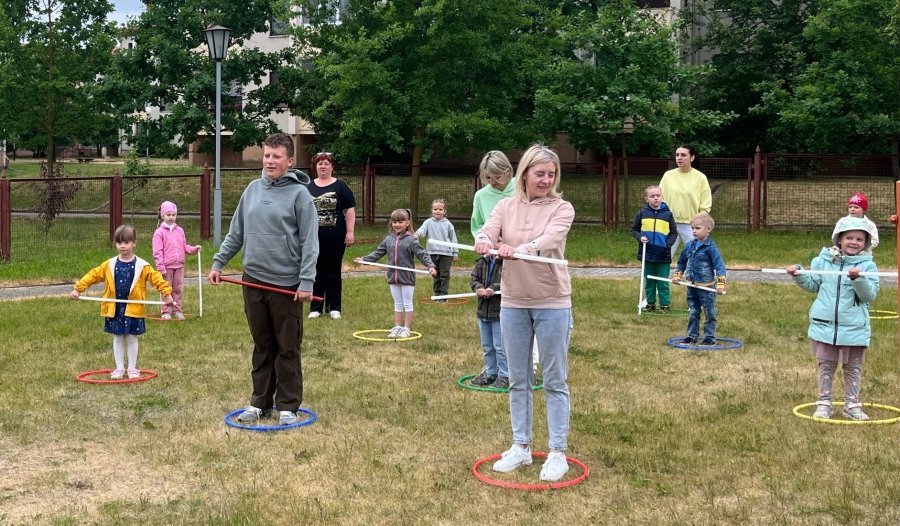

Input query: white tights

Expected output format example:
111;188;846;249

112;334;139;370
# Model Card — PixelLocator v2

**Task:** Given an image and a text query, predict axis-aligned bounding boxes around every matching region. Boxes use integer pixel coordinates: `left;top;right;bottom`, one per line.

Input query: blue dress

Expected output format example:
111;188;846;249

104;258;146;336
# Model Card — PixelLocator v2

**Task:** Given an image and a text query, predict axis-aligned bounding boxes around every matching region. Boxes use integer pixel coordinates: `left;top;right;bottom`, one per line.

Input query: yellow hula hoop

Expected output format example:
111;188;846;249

870;310;899;320
792;402;900;425
352;329;423;342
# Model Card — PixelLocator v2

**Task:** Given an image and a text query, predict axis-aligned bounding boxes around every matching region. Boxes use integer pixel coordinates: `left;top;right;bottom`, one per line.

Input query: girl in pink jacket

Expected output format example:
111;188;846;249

152;201;201;319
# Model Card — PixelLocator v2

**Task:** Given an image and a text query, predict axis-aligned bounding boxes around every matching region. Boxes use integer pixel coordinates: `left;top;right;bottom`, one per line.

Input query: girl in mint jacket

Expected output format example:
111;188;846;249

787;217;879;420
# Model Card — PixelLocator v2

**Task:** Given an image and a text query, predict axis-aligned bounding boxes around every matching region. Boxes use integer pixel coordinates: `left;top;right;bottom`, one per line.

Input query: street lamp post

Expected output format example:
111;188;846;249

204;24;230;246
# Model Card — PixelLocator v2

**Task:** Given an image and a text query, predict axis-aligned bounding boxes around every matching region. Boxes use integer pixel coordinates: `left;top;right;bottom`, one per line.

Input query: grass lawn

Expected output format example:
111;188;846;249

1;274;899;525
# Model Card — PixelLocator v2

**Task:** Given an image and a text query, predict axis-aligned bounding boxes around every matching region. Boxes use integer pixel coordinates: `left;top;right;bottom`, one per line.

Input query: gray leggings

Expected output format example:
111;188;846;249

817;359;862;405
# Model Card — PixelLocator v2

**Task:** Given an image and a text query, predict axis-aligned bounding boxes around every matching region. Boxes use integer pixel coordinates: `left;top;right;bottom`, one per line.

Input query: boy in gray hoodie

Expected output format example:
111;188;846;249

209;133;319;426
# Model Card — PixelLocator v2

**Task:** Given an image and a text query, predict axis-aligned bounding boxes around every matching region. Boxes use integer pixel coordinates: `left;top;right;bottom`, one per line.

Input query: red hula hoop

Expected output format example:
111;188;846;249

219;276;323;302
76;368;158;384
471;451;590;491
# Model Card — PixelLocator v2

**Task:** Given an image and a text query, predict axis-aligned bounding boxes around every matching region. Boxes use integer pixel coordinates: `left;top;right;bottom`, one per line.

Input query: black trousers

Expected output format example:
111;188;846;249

311;235;347;313
242;273;303;412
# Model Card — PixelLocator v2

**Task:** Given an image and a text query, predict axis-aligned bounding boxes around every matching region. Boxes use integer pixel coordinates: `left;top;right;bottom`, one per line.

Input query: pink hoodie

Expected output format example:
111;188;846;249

152;223;199;272
476;196;574;309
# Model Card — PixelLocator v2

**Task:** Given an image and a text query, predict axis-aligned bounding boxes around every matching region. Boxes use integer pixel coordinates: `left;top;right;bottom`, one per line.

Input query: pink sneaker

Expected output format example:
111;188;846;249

110;368;125;379
127;368;141;379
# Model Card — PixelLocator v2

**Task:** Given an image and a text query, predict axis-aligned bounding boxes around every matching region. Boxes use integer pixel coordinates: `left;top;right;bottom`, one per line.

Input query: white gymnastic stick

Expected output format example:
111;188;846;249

78;296;167;306
197;250;203;318
428;239;568;266
638;242;647;315
646;275;722;294
762;268;898;278
356;260;431;274
430;291;502;300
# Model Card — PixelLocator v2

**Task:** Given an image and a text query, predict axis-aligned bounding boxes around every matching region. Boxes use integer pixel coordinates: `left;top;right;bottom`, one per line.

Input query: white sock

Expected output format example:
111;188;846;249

112;335;126;370
126;335;139;370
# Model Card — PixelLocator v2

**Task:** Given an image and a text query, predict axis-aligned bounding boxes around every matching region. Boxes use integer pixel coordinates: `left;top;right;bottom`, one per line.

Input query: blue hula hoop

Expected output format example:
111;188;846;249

224;406;317;432
666;336;743;351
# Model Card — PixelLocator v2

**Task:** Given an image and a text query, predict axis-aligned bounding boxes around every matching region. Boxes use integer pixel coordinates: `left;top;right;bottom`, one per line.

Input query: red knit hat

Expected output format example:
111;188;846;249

848;193;868;212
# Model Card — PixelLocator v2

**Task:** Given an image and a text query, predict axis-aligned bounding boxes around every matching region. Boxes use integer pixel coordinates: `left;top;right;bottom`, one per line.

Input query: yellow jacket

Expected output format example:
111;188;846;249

75;256;172;318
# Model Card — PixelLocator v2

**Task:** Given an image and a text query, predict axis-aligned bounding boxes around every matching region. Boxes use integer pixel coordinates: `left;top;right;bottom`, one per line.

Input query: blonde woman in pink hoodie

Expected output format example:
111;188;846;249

152;201;201;319
474;144;575;483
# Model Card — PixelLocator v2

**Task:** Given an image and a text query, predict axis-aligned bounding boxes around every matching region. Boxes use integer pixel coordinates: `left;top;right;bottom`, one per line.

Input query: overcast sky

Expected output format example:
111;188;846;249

110;0;144;25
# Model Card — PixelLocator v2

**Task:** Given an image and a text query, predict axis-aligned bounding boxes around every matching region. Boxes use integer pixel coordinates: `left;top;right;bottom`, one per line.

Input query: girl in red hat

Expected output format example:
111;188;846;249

830;193;878;256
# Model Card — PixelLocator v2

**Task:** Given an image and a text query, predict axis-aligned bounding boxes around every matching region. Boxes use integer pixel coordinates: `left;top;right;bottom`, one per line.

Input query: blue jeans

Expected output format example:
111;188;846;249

686;288;717;339
500;307;572;451
478;317;507;377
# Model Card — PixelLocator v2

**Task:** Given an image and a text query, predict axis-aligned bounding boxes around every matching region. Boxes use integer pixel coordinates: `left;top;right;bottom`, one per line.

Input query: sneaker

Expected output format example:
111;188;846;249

329;310;342;319
236;406;270;423
161;313;172;320
471;372;497;386
308;311;321;319
127;368;141;379
659;305;670;312
812;403;832;419
492;445;532;473
397;327;411;338
174;312;185;320
387;326;402;338
279;410;300;425
110;368;125;379
680;337;697;345
700;337;717;346
842;404;869;421
539;451;570;482
491;376;510;389
641;303;656;312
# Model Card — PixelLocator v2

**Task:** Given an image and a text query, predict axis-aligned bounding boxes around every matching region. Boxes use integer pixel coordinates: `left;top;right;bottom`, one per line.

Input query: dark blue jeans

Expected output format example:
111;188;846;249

686;288;717;339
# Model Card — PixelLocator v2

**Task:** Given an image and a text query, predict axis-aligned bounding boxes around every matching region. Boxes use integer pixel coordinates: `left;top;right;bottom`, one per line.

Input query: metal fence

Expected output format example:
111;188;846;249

1;152;897;262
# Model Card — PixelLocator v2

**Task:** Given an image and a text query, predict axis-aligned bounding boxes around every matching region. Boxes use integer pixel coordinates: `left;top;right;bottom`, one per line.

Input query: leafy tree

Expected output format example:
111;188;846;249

102;0;290;158
0;0;117;166
534;0;732;157
285;0;555;218
754;0;900;156
686;0;821;154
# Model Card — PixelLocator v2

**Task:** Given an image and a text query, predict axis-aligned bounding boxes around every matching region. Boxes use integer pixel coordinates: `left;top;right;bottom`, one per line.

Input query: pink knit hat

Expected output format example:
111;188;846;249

159;201;177;216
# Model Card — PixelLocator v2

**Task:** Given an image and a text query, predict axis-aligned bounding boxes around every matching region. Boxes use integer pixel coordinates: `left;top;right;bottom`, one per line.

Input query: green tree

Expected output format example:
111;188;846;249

535;0;732;157
102;0;290;158
687;0;820;154
754;0;900;156
285;0;554;218
0;0;117;166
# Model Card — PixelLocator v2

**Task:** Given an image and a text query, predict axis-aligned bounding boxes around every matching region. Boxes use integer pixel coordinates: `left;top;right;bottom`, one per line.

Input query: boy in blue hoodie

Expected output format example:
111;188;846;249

630;185;678;312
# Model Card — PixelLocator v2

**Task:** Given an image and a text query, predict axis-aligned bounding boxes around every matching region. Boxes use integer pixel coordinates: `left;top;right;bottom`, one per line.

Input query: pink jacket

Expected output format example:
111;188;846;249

152;224;199;272
476;196;574;309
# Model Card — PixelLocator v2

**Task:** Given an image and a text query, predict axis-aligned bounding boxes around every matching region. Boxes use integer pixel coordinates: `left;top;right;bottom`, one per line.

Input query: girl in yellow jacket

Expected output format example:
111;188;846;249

71;225;173;379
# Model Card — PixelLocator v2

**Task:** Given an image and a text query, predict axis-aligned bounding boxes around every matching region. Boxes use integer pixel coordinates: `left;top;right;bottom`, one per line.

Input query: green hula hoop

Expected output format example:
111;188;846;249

352;329;423;342
792;401;900;425
457;373;543;393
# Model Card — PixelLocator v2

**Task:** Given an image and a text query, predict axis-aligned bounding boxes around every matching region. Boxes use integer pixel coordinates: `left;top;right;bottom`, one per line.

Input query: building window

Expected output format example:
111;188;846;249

269;71;289;110
270;18;289;36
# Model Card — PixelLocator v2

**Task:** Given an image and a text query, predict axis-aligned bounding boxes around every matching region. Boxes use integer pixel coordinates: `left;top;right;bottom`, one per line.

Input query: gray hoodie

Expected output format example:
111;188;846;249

212;168;319;290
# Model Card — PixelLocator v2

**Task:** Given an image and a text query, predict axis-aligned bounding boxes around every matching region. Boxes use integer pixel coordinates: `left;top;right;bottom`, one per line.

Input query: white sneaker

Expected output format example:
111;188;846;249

308;311;321;319
492;445;532;473
397;327;411;338
279;410;300;425
842;403;869;420
387;326;402;338
539;451;569;481
329;310;342;319
813;403;832;419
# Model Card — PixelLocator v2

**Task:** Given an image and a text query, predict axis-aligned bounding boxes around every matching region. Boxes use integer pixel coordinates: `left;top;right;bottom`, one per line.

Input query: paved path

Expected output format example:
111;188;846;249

4;266;890;302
